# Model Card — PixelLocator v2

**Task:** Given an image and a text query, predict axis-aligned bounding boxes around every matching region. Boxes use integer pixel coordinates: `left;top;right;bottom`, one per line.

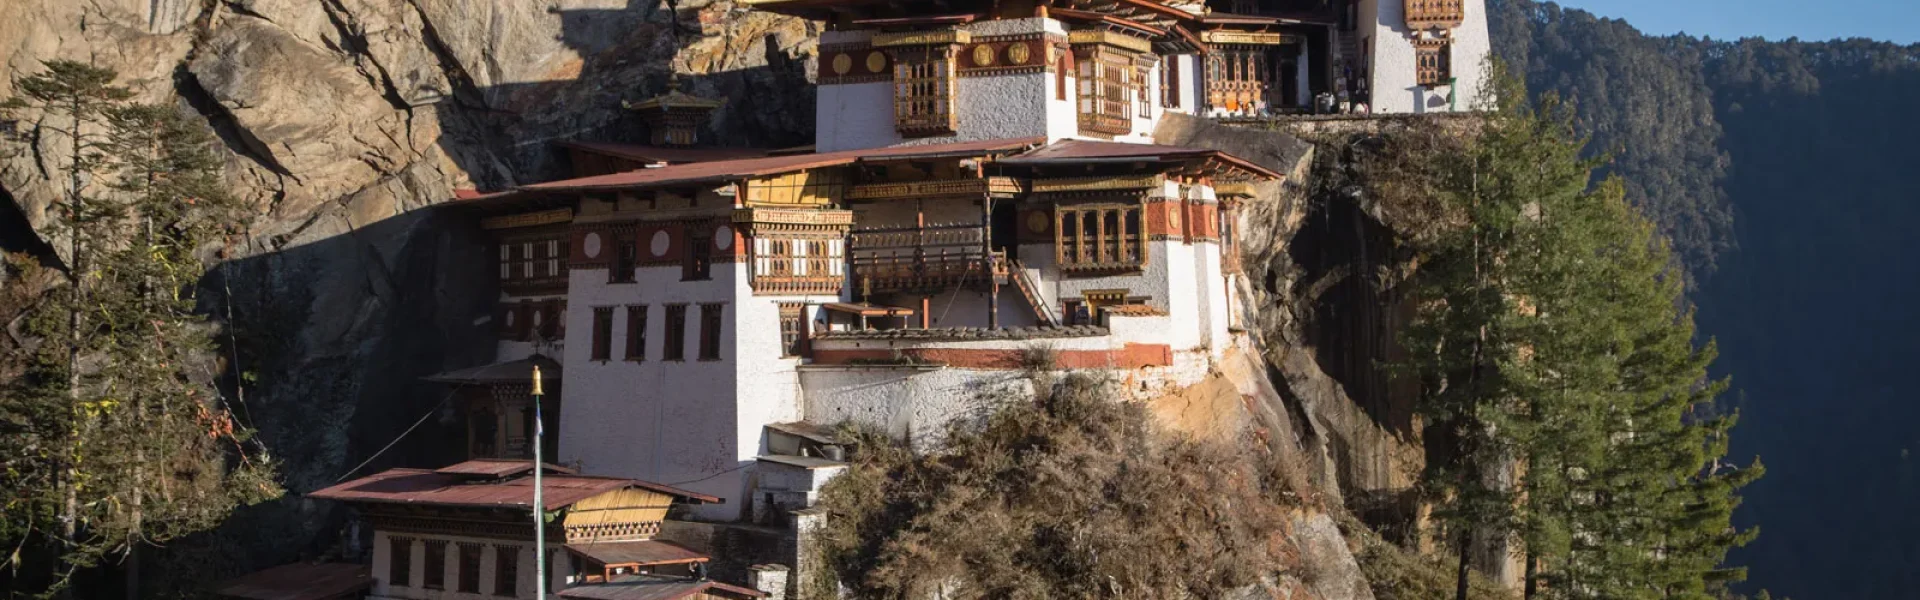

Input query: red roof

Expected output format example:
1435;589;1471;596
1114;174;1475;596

567;540;709;567
996;139;1284;180
212;563;373;600
308;463;721;509
520;137;1045;192
433;458;576;478
559;141;769;165
559;576;764;600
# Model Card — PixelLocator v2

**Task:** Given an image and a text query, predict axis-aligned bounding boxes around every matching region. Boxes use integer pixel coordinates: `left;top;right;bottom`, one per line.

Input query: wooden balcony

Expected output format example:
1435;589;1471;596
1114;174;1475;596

849;224;1006;293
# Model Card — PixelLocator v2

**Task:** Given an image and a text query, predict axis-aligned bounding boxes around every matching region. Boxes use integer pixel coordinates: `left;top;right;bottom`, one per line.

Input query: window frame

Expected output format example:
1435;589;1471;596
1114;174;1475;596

492;545;519;597
624;305;648;361
683;230;713;282
778;303;805;358
663;304;688;362
590;306;613;361
698;303;725;361
1054;201;1149;273
389;536;413;588
891;45;960;136
457;543;482;594
423;539;447;590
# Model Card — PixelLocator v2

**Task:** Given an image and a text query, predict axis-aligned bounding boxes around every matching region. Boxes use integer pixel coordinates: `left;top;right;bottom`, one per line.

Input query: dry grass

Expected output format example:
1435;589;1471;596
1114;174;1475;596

808;373;1308;600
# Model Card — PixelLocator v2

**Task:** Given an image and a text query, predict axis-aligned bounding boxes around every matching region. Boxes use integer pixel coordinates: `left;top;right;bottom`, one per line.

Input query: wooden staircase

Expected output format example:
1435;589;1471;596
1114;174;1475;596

1006;259;1061;327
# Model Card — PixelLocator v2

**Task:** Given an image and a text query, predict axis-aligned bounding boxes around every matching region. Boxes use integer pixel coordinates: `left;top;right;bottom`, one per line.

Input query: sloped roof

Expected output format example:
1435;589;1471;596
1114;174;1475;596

995;139;1283;180
433;459;577;478
308;464;720;509
559;141;768;165
521;137;1045;193
212;563;372;600
559;576;764;600
566;540;709;567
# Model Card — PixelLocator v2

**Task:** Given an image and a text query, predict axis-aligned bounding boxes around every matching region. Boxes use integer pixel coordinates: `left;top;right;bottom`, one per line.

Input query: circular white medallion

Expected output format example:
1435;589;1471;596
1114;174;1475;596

715;225;733;250
582;232;602;259
532;311;543;326
650;230;671;257
504;311;515;327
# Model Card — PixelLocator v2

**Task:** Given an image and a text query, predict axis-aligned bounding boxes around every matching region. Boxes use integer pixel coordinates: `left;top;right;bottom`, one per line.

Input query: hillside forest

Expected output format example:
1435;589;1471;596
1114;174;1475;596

1490;2;1920;598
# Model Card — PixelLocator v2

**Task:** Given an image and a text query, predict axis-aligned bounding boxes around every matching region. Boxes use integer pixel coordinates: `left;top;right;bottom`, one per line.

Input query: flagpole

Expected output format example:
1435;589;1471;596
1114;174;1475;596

532;365;547;600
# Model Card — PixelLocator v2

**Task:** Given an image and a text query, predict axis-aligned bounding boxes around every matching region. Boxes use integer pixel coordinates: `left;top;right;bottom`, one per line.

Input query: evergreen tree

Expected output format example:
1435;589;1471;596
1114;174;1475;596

1407;70;1760;600
0;60;280;598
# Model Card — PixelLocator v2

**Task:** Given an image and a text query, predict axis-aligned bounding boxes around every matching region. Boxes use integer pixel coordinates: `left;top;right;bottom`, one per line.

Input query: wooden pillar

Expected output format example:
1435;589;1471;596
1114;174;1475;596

920;297;931;329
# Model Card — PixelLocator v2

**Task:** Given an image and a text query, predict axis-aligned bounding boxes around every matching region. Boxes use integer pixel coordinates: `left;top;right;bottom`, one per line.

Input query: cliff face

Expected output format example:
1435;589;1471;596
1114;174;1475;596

1;0;815;586
4;2;1435;594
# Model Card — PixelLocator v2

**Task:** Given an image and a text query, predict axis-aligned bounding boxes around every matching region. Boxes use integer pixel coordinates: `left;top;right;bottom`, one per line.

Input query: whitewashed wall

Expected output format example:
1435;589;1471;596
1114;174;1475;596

1363;0;1490;114
368;530;568;600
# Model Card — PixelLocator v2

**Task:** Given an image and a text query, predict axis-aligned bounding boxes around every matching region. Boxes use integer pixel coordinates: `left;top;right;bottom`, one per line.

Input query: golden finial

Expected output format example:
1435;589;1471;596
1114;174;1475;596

531;364;544;396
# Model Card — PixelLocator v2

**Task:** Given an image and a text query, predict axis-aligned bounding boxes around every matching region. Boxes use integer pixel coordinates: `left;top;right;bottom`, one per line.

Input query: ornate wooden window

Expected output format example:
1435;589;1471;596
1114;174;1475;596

423;540;447;589
752;235;843;295
390;536;413;588
1207;47;1270;114
492;545;519;597
891;46;958;136
683;230;712;281
624;305;647;361
778;303;804;358
1077;49;1133;135
1056;203;1146;273
1405;0;1467;31
591;307;613;361
698;303;724;361
1415;39;1451;87
500;234;569;294
663;304;687;361
1161;56;1181;108
457;543;482;593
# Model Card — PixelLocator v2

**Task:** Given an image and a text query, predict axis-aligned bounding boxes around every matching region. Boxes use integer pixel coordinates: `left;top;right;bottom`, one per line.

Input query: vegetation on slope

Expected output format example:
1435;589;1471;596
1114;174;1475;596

0;61;281;598
808;372;1310;600
1404;73;1760;599
1491;4;1920;597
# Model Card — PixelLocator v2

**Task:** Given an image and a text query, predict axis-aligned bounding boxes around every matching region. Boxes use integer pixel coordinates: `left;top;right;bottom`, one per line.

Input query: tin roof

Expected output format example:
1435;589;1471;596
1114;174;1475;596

820;302;916;317
521;137;1045;193
756;455;849;470
433;459;577;478
308;464;720;509
559;576;765;600
559;141;768;165
566;540;709;568
764;421;844;445
212;563;373;600
995;139;1283;180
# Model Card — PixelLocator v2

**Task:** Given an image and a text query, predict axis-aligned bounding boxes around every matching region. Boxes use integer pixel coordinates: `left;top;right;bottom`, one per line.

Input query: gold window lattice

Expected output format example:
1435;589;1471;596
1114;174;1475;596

1415;40;1452;87
1055;203;1146;273
778;303;804;358
892;47;958;136
1077;50;1133;135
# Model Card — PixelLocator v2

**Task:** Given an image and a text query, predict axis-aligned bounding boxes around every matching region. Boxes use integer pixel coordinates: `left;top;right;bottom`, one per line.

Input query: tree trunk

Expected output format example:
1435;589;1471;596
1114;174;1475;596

1455;531;1472;600
1523;549;1538;600
57;91;85;600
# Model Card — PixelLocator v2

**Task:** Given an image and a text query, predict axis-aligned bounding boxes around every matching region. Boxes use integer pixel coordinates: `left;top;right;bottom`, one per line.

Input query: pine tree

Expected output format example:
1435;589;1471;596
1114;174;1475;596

1407;69;1761;600
0;60;280;598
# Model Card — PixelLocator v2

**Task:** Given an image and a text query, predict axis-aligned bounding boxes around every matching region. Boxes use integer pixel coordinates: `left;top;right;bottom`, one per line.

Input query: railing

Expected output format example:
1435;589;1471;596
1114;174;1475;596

849;224;1005;293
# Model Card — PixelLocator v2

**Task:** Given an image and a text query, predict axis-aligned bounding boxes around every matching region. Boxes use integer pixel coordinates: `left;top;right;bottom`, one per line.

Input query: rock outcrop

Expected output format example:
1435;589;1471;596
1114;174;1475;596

4;2;1438;595
1;0;814;589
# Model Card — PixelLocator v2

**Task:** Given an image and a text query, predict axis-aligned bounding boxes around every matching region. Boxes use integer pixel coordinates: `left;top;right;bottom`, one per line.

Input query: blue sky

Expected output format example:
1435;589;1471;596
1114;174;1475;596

1555;0;1920;44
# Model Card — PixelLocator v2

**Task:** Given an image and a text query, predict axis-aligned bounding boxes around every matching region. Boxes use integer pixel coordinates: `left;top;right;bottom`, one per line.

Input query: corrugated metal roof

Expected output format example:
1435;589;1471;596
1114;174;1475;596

307;464;720;509
756;455;849;470
820;302;915;317
566;540;709;567
559;141;768;165
559;576;764;600
424;355;562;385
520;137;1044;193
212;563;372;600
764;421;844;445
997;139;1283;180
433;459;577;478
